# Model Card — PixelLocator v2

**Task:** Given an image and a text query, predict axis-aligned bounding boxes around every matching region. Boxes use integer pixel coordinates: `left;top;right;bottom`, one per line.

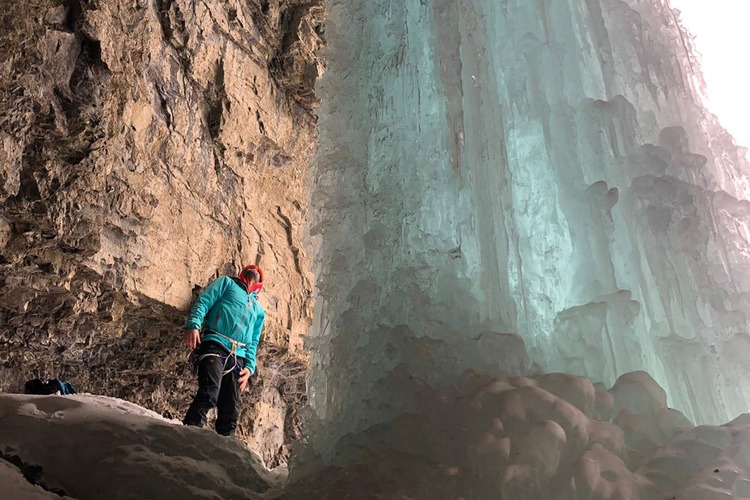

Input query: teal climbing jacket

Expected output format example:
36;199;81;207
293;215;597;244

185;276;265;374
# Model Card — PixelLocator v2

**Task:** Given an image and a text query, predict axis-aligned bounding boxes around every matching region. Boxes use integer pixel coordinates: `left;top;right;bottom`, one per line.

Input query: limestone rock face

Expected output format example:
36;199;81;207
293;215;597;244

0;0;323;466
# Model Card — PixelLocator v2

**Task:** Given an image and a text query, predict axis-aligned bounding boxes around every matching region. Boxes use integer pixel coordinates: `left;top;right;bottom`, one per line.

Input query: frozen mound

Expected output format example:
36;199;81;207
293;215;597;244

287;370;750;499
0;394;278;500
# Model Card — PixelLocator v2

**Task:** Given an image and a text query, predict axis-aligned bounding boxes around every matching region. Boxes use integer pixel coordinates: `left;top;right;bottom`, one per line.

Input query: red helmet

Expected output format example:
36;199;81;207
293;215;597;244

239;264;264;294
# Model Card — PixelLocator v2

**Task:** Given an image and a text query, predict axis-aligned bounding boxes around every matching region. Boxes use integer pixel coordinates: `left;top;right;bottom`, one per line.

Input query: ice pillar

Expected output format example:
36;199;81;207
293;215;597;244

308;0;750;461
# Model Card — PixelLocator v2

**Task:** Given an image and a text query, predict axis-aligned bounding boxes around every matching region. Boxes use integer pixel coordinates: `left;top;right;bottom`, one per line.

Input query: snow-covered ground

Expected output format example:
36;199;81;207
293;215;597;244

6;372;750;499
0;394;281;500
0;459;59;500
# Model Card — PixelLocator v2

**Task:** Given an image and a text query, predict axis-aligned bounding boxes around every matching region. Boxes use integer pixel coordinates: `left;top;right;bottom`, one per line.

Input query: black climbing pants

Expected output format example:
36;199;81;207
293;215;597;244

183;341;245;436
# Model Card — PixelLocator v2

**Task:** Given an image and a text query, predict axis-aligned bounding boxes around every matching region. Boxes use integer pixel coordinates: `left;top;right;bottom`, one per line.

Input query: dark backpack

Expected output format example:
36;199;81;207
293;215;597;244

24;378;77;395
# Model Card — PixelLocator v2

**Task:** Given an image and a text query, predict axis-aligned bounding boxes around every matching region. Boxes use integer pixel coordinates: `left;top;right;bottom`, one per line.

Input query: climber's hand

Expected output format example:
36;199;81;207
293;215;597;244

238;367;251;391
183;329;200;349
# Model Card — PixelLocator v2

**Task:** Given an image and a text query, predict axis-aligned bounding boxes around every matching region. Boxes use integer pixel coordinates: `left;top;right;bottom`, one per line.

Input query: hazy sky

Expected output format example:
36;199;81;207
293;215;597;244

670;0;750;148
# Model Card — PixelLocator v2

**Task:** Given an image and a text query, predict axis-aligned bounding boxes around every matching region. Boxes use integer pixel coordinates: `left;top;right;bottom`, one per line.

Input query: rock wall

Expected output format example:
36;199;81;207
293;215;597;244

0;0;323;467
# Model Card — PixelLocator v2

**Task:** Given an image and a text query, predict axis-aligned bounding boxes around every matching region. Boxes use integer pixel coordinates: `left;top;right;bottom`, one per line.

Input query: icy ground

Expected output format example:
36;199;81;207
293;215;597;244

5;373;750;499
0;394;279;500
289;368;750;499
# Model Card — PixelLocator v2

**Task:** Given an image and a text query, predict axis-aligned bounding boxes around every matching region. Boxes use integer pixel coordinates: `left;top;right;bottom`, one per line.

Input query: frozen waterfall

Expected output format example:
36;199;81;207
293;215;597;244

308;0;750;461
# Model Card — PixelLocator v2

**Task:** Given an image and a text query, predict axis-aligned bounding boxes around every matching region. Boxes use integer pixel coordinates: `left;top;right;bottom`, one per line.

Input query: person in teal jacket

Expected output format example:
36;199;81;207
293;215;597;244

182;264;265;436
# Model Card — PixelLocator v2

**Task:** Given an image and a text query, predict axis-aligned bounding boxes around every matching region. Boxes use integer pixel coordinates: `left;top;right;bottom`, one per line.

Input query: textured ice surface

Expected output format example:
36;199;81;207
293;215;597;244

308;0;750;470
0;394;277;499
289;370;750;499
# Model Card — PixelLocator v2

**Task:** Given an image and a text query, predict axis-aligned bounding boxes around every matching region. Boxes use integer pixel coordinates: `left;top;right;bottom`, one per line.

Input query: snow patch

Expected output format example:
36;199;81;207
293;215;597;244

0;394;278;500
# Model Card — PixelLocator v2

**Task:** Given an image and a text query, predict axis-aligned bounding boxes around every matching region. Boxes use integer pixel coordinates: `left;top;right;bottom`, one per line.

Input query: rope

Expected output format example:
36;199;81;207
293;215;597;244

204;329;247;348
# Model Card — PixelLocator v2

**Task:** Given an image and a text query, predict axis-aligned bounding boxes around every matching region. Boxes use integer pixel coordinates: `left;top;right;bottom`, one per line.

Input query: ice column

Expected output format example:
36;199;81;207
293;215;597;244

308;0;750;460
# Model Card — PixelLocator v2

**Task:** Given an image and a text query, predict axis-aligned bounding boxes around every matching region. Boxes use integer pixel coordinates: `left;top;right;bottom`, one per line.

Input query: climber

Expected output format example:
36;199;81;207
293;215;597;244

182;264;266;436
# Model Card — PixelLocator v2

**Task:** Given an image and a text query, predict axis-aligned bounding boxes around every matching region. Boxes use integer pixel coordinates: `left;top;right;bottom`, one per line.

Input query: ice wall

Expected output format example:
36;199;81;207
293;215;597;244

307;0;750;463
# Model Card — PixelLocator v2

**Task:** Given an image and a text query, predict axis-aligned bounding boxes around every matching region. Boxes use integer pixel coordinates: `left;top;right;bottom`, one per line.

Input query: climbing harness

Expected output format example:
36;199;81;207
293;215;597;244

193;330;246;376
